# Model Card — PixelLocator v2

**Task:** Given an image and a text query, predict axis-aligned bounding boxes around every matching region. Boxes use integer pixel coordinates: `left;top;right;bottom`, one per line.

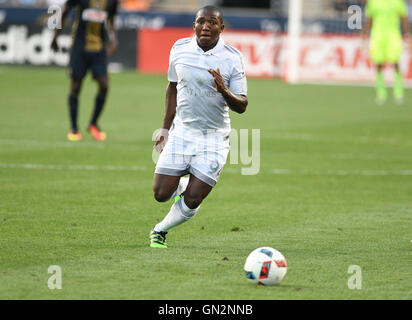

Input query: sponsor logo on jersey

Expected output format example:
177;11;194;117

82;9;107;23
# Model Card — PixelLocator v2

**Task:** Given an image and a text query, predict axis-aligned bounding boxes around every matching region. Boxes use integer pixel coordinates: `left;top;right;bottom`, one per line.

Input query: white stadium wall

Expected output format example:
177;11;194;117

222;32;412;85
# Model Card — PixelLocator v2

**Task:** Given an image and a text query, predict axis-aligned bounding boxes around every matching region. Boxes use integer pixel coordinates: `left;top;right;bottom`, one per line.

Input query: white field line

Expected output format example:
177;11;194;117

270;133;412;147
1;133;412;149
0;163;148;172
2;140;410;162
326;153;412;161
1;163;412;176
0;139;146;150
1;138;412;163
271;168;412;176
265;151;412;162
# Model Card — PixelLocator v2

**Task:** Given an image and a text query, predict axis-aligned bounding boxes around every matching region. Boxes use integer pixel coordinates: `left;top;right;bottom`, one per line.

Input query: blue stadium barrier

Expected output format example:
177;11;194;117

0;7;355;33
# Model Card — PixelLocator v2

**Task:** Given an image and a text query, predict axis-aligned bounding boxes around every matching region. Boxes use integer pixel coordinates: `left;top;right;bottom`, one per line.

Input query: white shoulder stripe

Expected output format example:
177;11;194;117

224;44;243;56
173;37;192;48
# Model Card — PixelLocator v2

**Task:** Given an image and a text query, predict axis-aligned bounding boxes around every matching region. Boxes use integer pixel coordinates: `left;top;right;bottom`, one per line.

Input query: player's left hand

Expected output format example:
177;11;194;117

107;40;117;56
208;68;227;94
51;36;59;52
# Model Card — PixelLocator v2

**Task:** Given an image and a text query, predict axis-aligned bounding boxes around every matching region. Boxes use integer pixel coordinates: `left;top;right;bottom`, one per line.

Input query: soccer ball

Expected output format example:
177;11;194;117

244;247;287;286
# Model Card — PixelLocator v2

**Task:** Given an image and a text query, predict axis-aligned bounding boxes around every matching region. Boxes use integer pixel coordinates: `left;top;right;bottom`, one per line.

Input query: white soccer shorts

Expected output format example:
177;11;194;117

155;128;230;187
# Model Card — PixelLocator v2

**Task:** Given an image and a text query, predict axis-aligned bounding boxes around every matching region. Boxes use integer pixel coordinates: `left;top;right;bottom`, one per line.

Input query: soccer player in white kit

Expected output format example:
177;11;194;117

150;6;248;248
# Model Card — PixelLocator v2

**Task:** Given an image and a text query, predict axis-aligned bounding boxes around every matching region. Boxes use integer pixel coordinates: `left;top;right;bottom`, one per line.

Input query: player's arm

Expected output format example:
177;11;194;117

362;1;372;38
154;82;177;152
208;68;248;114
106;1;118;56
361;17;372;38
401;15;411;39
106;16;117;56
161;82;177;130
50;2;74;51
360;16;372;50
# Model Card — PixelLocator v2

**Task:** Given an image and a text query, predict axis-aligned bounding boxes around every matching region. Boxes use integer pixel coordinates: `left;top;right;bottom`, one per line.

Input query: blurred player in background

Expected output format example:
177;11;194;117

51;0;118;141
149;6;248;248
362;0;411;104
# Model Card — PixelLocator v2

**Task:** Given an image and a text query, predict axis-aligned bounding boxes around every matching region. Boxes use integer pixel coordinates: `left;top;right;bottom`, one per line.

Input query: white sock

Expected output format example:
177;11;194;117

154;196;198;232
168;176;190;201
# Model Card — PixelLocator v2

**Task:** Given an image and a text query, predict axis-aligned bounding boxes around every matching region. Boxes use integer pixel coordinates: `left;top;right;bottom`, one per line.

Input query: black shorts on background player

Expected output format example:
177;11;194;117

69;46;108;80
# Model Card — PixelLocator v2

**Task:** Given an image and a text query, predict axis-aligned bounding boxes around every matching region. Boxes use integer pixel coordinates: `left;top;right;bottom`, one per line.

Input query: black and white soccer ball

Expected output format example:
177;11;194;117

244;247;287;286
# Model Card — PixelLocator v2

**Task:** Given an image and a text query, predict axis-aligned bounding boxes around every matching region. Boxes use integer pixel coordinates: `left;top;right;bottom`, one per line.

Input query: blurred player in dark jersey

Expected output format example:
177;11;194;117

51;0;118;141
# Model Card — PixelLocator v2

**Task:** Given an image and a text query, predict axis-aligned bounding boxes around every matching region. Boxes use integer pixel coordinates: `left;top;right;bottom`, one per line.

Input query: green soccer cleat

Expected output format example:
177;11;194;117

394;90;404;105
149;230;168;248
376;89;387;105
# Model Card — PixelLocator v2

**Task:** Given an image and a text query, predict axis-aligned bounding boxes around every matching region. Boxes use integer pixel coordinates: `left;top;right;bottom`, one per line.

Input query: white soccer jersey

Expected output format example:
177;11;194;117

168;36;247;136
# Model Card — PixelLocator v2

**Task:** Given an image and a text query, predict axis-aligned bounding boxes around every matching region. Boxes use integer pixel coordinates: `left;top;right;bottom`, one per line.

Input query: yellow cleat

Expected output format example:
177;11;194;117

67;131;82;141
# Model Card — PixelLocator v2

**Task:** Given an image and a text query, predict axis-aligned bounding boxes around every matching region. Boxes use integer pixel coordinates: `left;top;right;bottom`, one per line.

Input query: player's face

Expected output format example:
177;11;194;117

193;10;224;51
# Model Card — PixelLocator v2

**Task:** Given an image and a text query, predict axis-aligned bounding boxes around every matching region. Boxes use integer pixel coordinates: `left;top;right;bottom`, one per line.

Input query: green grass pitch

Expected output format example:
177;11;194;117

0;66;411;299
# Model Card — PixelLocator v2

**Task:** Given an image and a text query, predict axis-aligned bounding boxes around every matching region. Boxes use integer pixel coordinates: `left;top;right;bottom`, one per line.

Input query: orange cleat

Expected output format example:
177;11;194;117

67;131;82;141
88;124;107;141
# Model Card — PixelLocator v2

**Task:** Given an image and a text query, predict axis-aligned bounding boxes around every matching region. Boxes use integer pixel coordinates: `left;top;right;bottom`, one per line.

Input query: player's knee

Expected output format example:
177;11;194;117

71;83;82;97
99;85;108;96
97;79;108;96
153;186;171;203
71;88;81;97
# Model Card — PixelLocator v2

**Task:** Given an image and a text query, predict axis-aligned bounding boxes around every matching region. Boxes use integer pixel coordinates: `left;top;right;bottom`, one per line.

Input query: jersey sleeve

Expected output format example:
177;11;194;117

167;45;178;83
229;54;247;96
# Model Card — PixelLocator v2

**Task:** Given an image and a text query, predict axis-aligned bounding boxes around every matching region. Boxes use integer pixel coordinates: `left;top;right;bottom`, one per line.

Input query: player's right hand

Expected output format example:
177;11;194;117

153;128;169;153
107;40;117;56
208;68;226;94
51;37;59;52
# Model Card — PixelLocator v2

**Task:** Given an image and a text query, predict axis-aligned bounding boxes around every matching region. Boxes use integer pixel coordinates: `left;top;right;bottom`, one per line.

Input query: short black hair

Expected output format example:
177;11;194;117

195;5;224;23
